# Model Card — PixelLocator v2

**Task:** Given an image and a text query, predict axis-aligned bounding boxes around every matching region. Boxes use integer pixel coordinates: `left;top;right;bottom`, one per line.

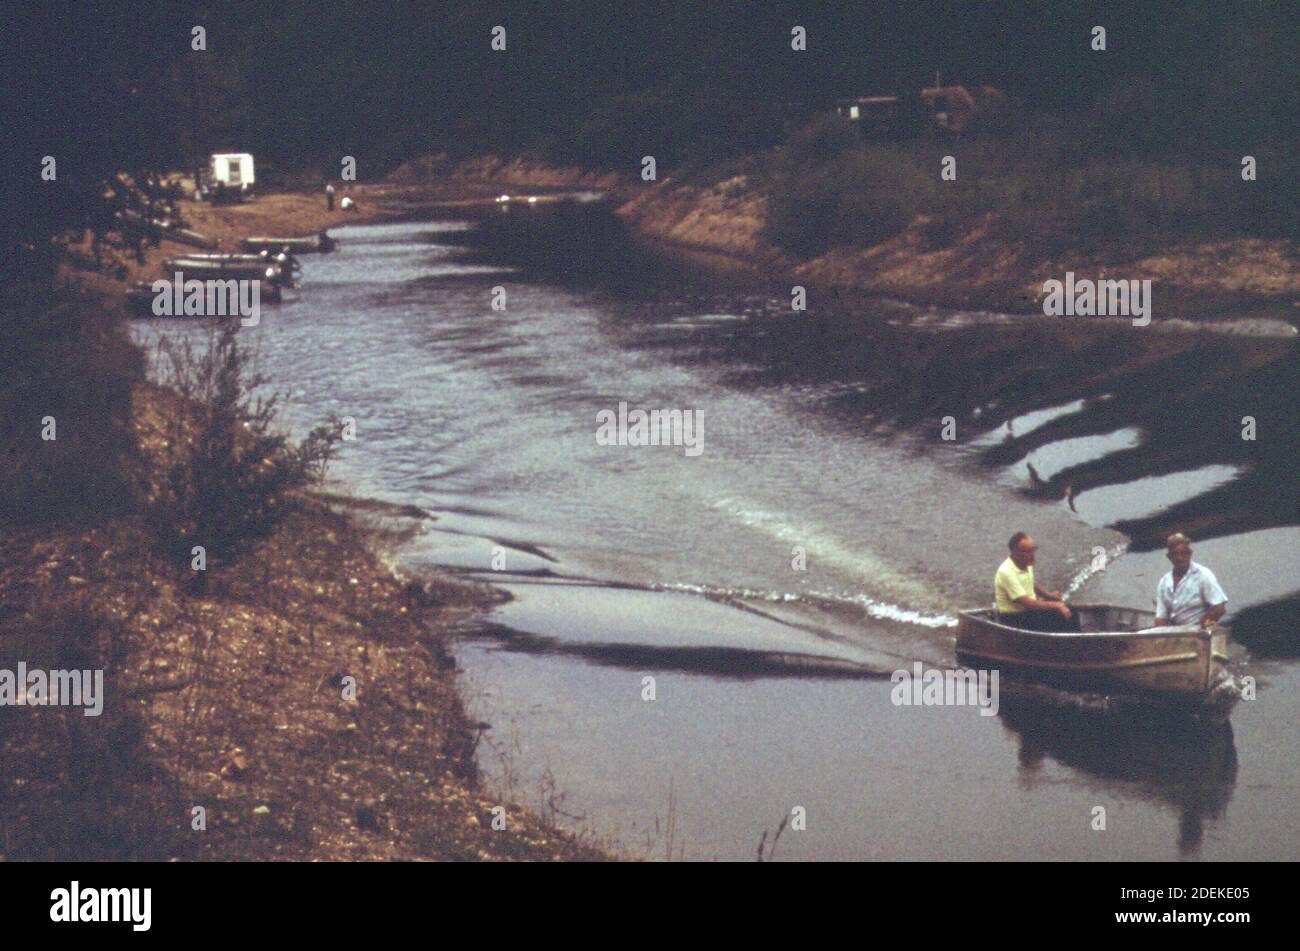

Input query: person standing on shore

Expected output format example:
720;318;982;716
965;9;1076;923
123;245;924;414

326;183;335;210
1153;533;1228;628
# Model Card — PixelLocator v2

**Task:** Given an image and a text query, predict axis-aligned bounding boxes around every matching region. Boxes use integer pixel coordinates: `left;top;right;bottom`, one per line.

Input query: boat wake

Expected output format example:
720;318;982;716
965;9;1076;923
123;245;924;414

707;494;951;614
654;581;958;629
459;620;894;680
1063;541;1130;600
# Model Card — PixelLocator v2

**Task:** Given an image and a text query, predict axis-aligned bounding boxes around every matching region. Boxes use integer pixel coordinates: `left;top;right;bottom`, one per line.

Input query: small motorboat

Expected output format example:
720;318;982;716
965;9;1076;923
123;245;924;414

241;231;336;254
956;604;1234;707
124;279;281;315
115;210;219;249
167;251;300;270
124;281;160;315
162;257;296;287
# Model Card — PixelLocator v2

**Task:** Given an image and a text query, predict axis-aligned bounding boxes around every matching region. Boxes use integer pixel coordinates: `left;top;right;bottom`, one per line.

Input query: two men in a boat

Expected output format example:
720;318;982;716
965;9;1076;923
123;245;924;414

995;532;1082;632
995;530;1229;633
1153;533;1228;628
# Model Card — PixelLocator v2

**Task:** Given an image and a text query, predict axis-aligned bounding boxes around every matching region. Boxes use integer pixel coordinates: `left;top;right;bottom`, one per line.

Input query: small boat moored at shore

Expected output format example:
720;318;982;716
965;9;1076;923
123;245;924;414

125;279;281;315
116;209;219;249
241;231;336;254
163;257;296;287
166;250;300;270
956;604;1235;708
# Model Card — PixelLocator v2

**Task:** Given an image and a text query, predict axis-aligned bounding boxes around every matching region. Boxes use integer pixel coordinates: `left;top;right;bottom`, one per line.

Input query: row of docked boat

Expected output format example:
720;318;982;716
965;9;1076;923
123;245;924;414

124;231;336;316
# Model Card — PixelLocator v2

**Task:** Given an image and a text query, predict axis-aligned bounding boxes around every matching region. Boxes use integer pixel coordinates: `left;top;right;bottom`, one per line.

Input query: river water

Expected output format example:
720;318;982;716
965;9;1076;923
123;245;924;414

132;207;1299;861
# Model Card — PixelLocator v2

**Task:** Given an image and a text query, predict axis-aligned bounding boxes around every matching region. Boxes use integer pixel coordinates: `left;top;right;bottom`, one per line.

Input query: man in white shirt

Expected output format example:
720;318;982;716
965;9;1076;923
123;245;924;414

1153;533;1228;628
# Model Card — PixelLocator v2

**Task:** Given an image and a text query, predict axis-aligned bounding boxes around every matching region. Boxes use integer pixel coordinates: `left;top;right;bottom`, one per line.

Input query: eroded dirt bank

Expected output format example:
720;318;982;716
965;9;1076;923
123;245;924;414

391;152;1299;323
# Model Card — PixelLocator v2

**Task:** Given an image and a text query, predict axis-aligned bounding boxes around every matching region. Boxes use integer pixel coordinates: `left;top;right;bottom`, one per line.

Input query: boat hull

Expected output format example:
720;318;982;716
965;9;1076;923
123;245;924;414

163;259;295;287
241;233;335;254
167;252;299;268
956;604;1230;705
116;211;218;249
126;279;281;314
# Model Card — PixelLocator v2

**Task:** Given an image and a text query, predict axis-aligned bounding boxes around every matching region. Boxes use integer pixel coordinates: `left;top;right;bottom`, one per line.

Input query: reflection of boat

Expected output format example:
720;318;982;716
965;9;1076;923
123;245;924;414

957;604;1233;706
999;698;1237;855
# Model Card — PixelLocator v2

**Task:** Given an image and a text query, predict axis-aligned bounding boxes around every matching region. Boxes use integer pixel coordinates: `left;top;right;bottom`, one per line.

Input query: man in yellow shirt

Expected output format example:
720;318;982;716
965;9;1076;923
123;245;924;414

995;532;1080;632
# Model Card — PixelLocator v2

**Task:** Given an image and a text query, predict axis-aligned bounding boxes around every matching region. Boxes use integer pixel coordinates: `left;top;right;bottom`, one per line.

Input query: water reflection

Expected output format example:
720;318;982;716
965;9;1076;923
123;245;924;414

1000;697;1238;856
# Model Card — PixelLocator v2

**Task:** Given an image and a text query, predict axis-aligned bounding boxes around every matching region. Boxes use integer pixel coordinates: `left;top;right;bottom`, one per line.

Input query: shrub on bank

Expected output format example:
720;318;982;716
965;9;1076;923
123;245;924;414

151;326;341;563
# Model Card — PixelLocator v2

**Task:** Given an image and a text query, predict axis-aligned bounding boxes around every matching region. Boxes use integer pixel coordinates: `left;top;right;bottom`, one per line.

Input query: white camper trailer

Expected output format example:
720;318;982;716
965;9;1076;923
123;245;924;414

204;153;256;201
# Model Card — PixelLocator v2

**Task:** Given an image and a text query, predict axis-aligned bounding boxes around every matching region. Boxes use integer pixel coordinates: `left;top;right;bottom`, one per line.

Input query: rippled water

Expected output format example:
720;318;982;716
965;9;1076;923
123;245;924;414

132;210;1299;860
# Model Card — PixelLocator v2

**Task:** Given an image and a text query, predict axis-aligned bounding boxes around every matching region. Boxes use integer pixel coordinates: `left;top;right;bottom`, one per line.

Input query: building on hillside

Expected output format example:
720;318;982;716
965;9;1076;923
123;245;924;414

837;82;1012;136
199;153;256;203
